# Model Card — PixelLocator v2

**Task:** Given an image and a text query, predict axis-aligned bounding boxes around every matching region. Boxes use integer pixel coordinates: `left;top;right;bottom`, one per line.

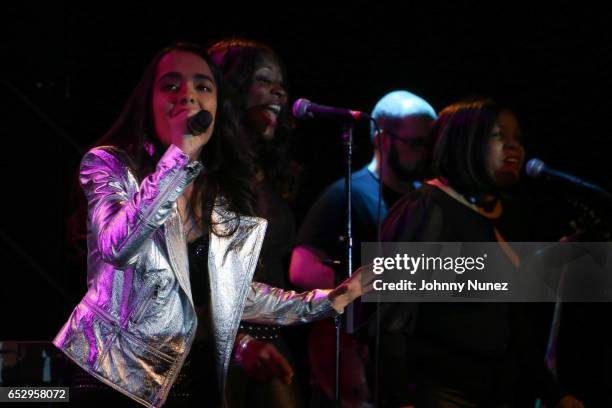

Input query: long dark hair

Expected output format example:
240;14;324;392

208;38;298;200
431;97;504;202
95;42;256;233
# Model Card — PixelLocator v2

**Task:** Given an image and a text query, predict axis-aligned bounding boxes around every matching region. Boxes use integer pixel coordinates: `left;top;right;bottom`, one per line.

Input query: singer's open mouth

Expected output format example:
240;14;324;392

263;104;281;115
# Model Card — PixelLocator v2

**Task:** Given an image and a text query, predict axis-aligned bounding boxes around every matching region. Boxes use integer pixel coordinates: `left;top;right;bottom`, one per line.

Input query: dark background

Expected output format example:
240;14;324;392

1;2;610;339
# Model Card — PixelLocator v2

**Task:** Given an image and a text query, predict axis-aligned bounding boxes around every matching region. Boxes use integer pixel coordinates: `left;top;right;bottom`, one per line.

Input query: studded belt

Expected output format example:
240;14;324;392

239;322;281;341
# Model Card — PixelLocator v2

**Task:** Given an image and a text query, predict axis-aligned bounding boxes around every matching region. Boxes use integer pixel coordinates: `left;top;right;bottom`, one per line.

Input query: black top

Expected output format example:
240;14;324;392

253;179;296;288
164;234;219;407
297;166;409;272
237;179;296;339
188;234;210;309
381;185;511;351
376;184;561;406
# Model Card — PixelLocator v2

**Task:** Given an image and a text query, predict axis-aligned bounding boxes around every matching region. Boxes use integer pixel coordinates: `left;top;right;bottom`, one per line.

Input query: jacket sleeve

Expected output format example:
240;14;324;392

241;282;338;325
80;145;202;268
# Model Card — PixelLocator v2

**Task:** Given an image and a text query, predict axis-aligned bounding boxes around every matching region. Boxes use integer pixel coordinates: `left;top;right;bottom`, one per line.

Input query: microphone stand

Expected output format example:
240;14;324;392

334;121;356;406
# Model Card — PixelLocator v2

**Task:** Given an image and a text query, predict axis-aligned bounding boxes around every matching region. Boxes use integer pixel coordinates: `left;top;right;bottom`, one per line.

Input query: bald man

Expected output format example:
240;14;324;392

290;90;437;290
287;91;435;405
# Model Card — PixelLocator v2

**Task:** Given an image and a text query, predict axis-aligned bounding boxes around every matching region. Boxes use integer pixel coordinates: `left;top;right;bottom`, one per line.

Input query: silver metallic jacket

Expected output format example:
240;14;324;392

54;145;335;408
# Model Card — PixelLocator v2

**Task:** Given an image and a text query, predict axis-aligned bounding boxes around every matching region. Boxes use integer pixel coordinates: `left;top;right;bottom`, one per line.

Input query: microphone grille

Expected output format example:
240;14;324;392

292;98;311;119
525;158;545;178
187;110;213;134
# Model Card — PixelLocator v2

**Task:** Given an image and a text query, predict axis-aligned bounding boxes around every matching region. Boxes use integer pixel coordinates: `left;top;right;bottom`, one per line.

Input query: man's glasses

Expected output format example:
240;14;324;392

381;129;428;150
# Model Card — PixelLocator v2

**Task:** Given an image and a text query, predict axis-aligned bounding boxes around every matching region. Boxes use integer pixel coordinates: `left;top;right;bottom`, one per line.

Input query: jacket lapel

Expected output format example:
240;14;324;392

207;206;267;396
164;207;193;305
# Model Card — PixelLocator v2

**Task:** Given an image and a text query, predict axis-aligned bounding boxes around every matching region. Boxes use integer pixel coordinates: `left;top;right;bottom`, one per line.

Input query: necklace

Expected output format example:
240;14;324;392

426;178;519;268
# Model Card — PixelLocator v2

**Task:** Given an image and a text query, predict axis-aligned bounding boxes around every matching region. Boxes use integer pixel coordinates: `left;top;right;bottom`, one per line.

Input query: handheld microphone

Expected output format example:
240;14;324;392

525;158;606;193
292;98;370;122
187;110;213;135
